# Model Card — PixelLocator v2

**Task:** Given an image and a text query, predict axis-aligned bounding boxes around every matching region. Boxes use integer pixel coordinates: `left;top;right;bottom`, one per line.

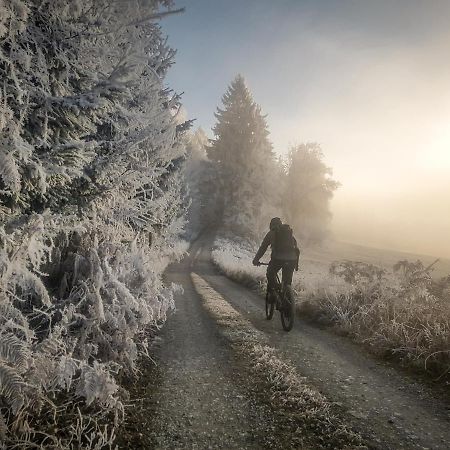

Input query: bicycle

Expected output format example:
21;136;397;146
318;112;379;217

259;262;295;331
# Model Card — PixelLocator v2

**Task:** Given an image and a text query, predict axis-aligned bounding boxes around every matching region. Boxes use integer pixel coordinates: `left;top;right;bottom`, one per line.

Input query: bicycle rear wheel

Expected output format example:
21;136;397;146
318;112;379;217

280;286;294;331
265;291;274;320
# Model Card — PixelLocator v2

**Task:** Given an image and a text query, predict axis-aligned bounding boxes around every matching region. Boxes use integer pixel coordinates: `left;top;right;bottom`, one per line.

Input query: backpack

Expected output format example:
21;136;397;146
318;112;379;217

273;224;296;253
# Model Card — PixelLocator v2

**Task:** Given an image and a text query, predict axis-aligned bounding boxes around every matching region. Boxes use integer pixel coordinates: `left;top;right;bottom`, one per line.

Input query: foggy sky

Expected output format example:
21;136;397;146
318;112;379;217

164;0;450;258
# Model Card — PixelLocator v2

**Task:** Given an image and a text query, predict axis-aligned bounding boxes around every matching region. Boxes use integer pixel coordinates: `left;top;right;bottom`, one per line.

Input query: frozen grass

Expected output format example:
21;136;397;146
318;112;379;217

212;238;267;291
191;272;364;450
212;238;450;379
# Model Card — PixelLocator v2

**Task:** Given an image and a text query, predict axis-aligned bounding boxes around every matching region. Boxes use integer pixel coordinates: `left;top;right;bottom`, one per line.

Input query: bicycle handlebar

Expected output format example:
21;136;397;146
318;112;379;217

257;261;294;267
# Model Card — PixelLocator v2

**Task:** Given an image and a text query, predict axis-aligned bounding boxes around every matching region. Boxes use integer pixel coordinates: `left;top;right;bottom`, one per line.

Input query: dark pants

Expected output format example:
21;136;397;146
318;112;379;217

267;259;296;292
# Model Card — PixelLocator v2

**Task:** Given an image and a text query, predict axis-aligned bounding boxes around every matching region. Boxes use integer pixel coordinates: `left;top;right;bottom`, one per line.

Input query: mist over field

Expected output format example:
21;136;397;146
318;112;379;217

332;186;450;259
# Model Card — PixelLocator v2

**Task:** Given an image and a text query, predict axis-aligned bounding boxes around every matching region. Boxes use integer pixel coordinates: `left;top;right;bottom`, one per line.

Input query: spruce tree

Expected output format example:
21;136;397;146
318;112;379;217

208;75;279;239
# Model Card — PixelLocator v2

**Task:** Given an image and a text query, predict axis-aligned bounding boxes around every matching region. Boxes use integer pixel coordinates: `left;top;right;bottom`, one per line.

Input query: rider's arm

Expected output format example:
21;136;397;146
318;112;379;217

253;231;272;264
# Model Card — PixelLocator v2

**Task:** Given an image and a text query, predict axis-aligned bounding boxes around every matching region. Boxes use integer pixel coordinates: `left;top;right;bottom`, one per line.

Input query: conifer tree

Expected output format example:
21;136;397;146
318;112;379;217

283;143;339;244
208;75;280;239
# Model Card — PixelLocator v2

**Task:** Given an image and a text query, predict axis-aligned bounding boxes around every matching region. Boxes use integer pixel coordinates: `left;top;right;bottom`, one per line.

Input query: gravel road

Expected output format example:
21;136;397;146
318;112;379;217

119;238;290;449
119;233;450;449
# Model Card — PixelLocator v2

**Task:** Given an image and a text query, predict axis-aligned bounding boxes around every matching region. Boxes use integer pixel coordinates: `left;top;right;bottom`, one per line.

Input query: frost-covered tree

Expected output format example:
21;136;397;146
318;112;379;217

207;75;280;240
183;127;218;239
283;143;339;244
0;0;188;447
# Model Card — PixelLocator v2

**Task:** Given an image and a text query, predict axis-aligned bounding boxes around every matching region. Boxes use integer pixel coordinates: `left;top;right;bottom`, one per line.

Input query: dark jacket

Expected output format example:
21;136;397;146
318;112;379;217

254;229;300;262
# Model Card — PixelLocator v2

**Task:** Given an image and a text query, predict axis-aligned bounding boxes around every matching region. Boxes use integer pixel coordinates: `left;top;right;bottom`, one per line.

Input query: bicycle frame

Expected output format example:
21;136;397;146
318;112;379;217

274;273;288;303
259;261;295;331
260;262;290;296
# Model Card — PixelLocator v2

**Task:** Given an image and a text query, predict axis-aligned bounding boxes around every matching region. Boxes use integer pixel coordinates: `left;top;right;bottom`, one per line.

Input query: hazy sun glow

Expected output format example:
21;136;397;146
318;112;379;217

425;125;450;169
270;23;450;258
165;0;450;258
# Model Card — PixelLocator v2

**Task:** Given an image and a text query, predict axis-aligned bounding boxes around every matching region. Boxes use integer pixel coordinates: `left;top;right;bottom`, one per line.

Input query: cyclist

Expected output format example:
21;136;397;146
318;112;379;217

252;217;300;305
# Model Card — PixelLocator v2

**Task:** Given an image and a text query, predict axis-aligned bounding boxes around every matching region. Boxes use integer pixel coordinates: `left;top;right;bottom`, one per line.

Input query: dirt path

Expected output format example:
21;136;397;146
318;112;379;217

119;233;450;449
119;238;290;449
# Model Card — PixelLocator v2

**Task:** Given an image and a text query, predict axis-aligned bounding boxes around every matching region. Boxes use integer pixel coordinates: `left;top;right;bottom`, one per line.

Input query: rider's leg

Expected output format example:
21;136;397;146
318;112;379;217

266;261;278;294
281;261;296;287
267;260;282;306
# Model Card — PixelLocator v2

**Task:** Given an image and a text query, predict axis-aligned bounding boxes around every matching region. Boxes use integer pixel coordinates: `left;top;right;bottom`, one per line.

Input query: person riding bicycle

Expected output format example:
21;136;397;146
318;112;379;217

252;217;300;305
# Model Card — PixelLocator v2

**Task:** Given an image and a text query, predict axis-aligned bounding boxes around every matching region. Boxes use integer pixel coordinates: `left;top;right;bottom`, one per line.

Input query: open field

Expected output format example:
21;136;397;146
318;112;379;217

304;240;450;279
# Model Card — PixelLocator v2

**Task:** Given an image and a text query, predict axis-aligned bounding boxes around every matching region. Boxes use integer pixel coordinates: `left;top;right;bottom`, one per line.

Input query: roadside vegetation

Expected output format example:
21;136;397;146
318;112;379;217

212;238;450;379
0;1;189;447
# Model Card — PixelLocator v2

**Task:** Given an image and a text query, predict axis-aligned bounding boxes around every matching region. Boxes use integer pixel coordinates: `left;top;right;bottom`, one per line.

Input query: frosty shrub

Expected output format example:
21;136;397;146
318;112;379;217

0;1;188;447
312;259;450;376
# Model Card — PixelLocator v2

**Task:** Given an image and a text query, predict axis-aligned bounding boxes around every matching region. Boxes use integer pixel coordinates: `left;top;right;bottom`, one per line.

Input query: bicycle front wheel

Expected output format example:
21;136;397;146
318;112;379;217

280;286;295;331
265;291;274;320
